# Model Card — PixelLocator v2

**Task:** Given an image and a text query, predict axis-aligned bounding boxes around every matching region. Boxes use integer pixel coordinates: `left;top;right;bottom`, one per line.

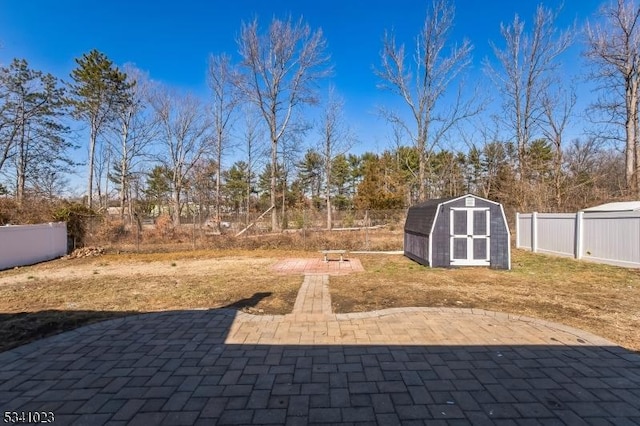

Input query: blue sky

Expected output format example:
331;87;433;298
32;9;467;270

0;0;605;189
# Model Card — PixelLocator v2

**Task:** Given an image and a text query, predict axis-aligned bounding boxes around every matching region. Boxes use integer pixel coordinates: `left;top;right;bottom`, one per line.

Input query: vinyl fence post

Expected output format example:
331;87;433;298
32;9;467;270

532;212;538;253
575;211;584;260
515;213;521;249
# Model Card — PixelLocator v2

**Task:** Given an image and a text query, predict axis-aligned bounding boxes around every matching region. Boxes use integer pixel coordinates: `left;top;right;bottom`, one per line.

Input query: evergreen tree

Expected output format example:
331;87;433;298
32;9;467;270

108;161;133;191
330;154;352;210
189;159;217;221
296;149;324;202
355;152;406;210
144;165;171;216
223;161;250;214
0;59;71;205
69;49;131;209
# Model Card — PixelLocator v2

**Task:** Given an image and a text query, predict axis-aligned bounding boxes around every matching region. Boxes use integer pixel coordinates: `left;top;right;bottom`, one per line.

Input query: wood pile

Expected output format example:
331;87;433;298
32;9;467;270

65;246;105;259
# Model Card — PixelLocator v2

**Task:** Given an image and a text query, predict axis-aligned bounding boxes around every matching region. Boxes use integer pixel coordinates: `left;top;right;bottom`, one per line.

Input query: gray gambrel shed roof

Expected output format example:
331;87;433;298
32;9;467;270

404;197;456;235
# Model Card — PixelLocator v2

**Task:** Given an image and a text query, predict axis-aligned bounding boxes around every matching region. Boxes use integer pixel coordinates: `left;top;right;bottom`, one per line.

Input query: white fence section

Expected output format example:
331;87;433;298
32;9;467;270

516;211;640;268
0;222;67;270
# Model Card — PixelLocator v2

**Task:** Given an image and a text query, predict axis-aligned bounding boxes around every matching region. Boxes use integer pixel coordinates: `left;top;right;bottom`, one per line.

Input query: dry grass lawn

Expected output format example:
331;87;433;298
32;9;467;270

331;249;640;352
1;245;639;353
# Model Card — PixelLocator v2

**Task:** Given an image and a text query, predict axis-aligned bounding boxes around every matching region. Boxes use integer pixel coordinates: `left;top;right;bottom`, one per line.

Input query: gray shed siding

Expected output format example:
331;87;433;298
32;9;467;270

404;231;429;265
404;195;511;269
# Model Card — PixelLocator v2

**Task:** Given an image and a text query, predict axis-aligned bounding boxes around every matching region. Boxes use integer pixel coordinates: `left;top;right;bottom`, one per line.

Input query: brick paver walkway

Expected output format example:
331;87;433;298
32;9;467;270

291;275;332;317
1;273;639;425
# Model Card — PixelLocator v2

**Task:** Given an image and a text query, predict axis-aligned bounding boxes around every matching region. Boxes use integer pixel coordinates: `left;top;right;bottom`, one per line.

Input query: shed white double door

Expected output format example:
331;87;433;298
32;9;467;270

449;208;490;266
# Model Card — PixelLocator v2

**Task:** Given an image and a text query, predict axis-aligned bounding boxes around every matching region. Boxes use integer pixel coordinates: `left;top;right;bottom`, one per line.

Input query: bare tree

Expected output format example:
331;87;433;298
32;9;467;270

208;53;241;231
565;138;627;208
94;141;112;210
241;106;267;225
108;65;157;221
486;5;572;179
585;0;640;196
280;118;308;229
376;0;475;201
319;87;356;229
237;16;331;231
541;85;576;208
149;86;211;226
31;167;69;201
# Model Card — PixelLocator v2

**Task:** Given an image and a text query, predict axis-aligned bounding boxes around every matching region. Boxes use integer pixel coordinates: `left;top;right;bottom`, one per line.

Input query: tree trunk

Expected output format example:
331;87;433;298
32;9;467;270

282;171;287;230
216;130;222;233
172;183;181;226
636;120;640;199
16;118;26;206
247;143;252;226
119;119;129;220
554;148;562;209
625;81;637;196
326;150;332;230
119;158;127;220
103;148;110;211
87;125;97;210
127;183;134;230
270;138;278;232
418;147;427;201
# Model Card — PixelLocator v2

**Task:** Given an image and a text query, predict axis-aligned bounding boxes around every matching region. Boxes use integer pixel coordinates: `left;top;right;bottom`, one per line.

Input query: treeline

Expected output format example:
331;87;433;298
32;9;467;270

0;1;636;230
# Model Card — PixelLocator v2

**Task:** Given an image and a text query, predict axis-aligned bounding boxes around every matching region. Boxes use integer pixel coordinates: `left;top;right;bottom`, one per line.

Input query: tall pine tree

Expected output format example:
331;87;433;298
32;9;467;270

69;50;131;209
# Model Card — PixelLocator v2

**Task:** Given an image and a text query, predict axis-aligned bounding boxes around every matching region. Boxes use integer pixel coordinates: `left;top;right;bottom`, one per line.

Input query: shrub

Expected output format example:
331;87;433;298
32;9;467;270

53;203;97;249
95;220;129;243
0;199;18;225
154;214;174;237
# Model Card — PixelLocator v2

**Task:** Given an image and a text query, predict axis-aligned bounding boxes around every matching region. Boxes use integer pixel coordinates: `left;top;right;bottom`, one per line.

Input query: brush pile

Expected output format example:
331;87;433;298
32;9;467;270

65;246;105;259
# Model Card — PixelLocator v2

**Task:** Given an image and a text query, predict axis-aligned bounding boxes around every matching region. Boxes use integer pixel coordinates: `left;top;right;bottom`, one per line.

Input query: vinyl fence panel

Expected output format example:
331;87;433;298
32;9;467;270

536;213;576;257
581;211;640;268
516;211;640;268
516;213;533;250
0;222;67;270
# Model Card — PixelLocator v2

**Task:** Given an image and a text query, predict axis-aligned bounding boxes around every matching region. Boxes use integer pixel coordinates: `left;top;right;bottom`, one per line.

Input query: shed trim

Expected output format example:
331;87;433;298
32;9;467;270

500;205;512;270
427;201;444;239
428;229;433;266
427;200;447;267
445;194;502;206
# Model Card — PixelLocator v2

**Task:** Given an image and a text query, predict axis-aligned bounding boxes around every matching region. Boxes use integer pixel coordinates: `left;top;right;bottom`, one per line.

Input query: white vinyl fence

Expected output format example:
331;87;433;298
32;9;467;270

0;222;67;270
516;211;640;268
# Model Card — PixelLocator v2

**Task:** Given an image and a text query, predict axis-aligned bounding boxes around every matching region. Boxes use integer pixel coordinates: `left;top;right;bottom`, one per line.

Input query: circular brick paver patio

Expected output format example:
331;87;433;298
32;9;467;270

1;274;639;425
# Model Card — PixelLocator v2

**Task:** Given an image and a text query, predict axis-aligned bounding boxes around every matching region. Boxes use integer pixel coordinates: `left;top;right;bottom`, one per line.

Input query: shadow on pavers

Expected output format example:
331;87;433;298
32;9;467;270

0;292;273;353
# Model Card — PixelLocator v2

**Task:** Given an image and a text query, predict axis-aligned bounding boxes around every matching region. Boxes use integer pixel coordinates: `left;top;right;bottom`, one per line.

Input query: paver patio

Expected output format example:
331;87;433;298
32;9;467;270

272;258;365;276
1;262;639;425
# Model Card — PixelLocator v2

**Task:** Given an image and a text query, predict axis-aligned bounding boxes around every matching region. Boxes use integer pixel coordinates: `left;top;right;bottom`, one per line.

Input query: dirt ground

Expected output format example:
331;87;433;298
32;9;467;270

1;246;639;353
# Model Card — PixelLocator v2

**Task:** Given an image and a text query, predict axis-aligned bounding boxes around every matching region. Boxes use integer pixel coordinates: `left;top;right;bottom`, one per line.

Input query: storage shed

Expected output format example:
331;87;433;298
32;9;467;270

404;194;511;269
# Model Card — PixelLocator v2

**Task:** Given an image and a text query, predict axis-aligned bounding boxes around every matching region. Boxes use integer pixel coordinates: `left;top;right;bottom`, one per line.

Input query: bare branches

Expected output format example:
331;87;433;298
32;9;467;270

319;86;357;229
375;0;474;201
585;0;640;195
485;4;573;171
106;64;158;219
237;16;331;230
208;53;242;229
149;85;211;225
